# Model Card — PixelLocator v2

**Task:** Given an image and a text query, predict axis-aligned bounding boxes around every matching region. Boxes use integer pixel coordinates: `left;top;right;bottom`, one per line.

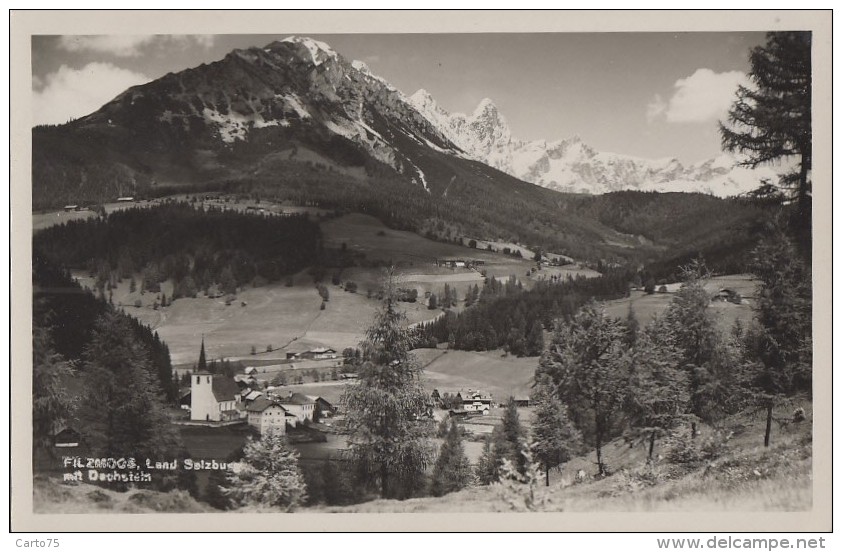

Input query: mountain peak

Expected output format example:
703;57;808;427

410;89;438;109
279;36;338;65
473;98;498;117
351;59;371;73
412;88;433;101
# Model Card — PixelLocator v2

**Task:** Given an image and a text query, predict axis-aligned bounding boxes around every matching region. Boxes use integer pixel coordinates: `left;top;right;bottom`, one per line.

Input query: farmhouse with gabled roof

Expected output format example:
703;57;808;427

277;391;316;423
245;397;294;435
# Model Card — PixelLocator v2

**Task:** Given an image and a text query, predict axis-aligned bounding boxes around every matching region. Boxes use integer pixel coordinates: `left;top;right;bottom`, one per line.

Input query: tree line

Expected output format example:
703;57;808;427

418;269;632;356
33;203;322;299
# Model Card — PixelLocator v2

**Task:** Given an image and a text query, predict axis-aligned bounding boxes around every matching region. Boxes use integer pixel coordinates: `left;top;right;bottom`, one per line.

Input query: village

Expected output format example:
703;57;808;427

178;339;529;440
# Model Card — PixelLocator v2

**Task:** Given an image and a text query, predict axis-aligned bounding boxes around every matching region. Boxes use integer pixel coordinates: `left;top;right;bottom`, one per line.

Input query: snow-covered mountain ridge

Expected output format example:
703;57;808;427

49;35;776;201
408;88;778;197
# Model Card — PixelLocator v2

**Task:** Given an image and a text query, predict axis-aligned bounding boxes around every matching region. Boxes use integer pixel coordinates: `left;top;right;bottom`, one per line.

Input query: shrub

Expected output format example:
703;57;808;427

664;433;701;464
223;433;307;511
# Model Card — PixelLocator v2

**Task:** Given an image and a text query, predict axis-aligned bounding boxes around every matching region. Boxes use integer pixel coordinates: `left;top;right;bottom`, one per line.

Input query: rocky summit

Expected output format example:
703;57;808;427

33;35;777;208
408;89;779;197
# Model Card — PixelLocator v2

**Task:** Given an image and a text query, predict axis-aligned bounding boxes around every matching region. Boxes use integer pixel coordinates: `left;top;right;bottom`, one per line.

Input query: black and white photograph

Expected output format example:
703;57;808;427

11;10;831;532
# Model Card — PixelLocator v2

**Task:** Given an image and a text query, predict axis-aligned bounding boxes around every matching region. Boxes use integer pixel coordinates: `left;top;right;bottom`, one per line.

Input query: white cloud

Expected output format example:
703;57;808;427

189;35;216;49
646;93;667;123
648;68;750;124
58;34;216;57
58;36;156;57
32;62;150;126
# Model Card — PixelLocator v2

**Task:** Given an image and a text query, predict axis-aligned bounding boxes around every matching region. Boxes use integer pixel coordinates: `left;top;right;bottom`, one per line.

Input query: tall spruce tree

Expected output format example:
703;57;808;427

475;433;498;485
664;259;739;436
496;397;528;475
537;302;630;475
720;31;812;254
430;420;472;496
625;318;690;461
743;228;812;446
530;379;582;485
526;322;545;357
341;270;434;499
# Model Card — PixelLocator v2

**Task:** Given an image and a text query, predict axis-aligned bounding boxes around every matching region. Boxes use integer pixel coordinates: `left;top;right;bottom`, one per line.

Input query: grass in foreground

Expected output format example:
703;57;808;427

314;401;812;513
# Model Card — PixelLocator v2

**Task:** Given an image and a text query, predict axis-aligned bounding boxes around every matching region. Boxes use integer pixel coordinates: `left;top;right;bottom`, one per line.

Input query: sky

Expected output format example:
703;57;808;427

31;32;767;164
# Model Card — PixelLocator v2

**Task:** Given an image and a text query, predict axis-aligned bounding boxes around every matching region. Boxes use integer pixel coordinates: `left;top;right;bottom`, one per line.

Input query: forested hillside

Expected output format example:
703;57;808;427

33;203;322;297
33;255;178;402
569;191;780;278
418;269;633;355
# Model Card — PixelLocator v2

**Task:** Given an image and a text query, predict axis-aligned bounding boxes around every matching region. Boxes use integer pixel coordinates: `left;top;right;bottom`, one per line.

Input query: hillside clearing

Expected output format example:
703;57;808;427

321;213;598;285
602;275;760;329
77;268;442;366
416;348;537;400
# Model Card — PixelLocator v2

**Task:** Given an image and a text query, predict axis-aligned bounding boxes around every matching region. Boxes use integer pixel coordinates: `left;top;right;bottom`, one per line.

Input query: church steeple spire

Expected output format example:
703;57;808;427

198;335;207;373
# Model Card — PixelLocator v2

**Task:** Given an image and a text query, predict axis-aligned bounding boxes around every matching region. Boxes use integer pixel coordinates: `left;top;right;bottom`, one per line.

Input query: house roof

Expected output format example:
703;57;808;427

312;396;334;407
245;397;287;413
244;390;263;401
279;392;316;406
309;347;335;354
212;376;241;402
442;390;492;400
50;426;80;438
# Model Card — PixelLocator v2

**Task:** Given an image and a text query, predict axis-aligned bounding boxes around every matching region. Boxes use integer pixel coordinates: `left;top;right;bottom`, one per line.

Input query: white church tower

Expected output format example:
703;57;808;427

191;372;218;421
190;337;218;421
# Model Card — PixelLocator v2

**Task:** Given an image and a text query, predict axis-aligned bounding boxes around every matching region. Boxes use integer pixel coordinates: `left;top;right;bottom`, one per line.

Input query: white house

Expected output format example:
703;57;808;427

461;391;493;415
190;373;242;422
278;392;316;423
245;397;293;435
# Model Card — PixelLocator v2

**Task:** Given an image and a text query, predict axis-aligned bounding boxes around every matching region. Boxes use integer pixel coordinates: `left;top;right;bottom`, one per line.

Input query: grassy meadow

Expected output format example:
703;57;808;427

602;275;760;330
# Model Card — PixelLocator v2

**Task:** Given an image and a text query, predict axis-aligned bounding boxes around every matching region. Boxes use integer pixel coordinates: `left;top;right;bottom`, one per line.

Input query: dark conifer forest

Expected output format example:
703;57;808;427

33;203;323;296
418;270;633;355
33;255;179;403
